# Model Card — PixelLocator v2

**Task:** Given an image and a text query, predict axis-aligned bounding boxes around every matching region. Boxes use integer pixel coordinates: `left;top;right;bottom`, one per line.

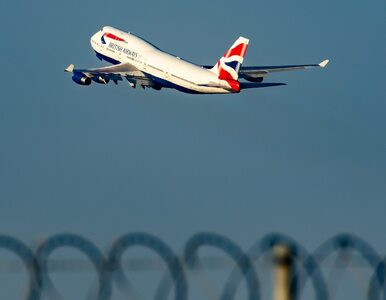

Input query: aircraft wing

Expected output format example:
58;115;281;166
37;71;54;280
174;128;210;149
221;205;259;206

238;59;329;81
64;63;157;87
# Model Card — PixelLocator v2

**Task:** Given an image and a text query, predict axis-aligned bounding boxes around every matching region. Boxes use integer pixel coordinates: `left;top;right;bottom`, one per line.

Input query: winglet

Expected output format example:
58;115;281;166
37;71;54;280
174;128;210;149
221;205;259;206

64;64;75;73
319;59;329;68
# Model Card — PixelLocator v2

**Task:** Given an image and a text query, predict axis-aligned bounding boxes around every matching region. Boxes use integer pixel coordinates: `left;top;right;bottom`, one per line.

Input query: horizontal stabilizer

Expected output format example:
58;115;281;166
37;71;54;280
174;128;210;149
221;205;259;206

240;82;287;90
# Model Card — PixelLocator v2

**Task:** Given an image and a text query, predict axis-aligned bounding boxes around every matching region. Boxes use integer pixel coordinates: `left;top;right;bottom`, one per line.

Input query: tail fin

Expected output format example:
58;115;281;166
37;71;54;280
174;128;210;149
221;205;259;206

211;37;249;81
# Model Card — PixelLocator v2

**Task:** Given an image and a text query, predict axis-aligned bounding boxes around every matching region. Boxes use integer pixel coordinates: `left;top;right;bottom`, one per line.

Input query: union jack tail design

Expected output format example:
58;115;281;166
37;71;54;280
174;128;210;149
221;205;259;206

211;37;249;91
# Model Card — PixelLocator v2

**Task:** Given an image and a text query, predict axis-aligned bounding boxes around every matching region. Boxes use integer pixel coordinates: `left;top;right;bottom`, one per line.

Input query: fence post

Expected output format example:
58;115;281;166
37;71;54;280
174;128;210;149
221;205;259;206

273;245;294;300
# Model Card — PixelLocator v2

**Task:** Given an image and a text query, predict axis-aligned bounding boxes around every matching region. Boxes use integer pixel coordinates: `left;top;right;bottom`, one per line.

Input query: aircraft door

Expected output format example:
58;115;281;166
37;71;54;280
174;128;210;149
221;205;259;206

165;68;170;79
143;58;148;71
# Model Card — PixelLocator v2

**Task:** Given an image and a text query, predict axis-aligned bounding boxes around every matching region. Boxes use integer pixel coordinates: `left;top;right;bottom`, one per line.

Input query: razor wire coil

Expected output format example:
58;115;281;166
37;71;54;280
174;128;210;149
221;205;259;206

0;232;385;300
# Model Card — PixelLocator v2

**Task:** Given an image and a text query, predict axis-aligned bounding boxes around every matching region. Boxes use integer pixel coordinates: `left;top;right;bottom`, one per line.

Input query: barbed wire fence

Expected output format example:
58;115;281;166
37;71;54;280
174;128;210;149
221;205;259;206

0;232;385;300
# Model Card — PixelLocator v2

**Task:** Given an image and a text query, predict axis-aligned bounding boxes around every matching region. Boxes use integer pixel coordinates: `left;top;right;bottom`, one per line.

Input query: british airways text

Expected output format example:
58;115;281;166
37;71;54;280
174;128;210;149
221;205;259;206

108;42;138;59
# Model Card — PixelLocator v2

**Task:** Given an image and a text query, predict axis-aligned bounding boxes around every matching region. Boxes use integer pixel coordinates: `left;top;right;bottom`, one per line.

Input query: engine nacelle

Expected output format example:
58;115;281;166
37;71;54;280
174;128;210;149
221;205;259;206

244;75;264;83
92;76;109;84
152;84;162;91
72;73;91;85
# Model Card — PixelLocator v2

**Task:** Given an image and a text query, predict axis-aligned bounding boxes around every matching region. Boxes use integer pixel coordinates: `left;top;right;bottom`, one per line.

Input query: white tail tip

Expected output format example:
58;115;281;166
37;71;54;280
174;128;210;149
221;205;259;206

65;64;75;72
319;59;329;68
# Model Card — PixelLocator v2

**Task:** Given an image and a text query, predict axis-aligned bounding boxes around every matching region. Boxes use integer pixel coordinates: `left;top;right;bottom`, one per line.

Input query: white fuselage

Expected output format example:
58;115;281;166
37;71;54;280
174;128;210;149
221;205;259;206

90;27;233;94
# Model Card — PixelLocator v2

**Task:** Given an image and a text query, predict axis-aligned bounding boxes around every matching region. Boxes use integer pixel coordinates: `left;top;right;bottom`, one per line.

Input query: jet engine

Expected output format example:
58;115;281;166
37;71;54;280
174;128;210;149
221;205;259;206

72;73;91;85
92;76;109;84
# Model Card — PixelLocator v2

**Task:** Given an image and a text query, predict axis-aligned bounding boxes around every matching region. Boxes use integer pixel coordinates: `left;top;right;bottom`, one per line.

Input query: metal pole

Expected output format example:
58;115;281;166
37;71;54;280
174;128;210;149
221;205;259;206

273;245;294;300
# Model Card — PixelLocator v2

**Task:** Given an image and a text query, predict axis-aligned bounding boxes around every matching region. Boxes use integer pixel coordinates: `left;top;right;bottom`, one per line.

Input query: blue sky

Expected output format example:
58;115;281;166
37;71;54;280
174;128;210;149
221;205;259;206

0;0;385;298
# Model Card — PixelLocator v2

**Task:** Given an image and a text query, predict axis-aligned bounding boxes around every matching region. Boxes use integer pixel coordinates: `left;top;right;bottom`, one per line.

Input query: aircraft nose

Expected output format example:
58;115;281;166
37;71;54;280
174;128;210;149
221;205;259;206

90;31;99;42
90;31;103;48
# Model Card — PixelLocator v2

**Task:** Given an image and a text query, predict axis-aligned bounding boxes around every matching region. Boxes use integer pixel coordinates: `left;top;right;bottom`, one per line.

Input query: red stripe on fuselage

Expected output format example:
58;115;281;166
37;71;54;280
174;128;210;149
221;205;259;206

104;32;126;42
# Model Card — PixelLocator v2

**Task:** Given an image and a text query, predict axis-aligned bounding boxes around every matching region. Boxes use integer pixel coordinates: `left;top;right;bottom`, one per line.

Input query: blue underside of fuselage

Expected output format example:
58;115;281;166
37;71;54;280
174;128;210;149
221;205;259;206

149;76;202;94
94;50;204;94
95;51;120;65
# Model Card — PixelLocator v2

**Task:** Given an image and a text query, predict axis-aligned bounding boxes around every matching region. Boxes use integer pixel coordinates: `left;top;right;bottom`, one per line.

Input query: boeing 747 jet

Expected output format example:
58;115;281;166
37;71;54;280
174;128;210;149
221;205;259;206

65;26;329;94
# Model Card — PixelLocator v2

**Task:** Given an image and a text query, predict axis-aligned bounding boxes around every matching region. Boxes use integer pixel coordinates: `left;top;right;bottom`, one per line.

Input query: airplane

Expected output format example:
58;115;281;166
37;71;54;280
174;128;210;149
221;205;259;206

65;26;329;94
